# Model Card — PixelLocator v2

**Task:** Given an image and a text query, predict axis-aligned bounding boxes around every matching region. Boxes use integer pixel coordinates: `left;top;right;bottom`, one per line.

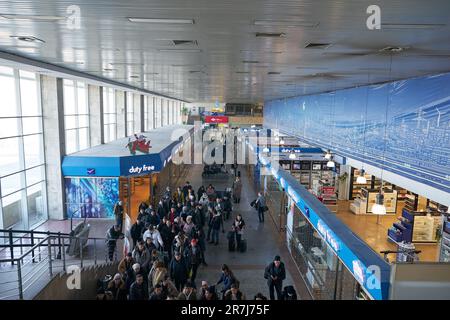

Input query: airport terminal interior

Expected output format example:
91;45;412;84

0;0;449;302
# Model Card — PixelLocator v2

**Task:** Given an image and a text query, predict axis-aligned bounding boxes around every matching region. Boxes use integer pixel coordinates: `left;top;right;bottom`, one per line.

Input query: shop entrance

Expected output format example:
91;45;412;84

120;175;157;223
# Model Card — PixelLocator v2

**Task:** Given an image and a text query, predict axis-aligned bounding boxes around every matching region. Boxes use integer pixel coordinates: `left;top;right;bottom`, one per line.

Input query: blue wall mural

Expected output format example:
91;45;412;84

65;177;119;218
264;73;450;194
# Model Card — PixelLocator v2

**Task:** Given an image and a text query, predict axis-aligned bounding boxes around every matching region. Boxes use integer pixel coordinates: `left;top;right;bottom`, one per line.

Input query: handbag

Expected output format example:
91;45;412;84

263;205;269;212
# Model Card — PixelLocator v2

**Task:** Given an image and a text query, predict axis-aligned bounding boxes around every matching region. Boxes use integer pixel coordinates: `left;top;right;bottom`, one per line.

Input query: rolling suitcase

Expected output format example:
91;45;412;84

239;239;247;252
227;231;236;252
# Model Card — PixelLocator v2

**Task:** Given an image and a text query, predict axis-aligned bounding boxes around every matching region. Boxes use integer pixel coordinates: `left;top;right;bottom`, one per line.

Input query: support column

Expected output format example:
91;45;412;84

116;90;126;138
134;93;143;133
88;85;103;146
41;76;66;220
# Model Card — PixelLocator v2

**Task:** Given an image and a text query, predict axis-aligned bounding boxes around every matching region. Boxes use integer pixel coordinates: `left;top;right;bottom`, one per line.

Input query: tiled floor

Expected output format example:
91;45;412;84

336;200;439;262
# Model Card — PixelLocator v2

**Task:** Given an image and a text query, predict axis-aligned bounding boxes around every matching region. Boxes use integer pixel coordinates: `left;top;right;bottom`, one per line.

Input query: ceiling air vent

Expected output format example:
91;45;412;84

304;43;332;49
256;32;286;38
268;72;281;75
172;40;198;46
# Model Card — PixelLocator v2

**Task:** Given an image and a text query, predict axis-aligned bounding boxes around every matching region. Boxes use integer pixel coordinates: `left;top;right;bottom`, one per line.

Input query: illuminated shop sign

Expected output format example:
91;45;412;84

317;219;340;252
128;164;155;174
352;260;366;284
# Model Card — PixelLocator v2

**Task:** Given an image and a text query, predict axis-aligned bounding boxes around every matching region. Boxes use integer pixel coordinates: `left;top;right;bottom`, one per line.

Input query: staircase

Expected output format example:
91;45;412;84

0;228;123;300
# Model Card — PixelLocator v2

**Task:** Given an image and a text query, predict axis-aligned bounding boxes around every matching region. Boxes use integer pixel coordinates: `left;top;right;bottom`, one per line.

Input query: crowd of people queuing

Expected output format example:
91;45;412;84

103;179;258;300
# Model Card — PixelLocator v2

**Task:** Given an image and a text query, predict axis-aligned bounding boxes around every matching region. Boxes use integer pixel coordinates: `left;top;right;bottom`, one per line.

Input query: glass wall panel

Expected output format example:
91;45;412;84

64;79;90;153
0;67;48;230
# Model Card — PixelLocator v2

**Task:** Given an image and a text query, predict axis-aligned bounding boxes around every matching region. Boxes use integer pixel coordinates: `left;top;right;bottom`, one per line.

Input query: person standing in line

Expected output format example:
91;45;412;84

255;192;266;223
184;239;202;283
210;210;224;245
130;218;145;249
113;200;124;232
129;273;148;300
232;177;242;204
264;255;286;300
169;251;189;292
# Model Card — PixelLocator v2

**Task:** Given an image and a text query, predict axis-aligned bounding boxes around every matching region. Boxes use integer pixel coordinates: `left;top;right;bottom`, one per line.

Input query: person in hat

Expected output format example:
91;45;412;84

184;238;202;283
264;255;286;300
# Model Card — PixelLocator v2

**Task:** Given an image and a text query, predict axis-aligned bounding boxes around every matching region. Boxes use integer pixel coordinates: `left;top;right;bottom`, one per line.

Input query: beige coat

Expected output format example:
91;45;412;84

233;179;242;198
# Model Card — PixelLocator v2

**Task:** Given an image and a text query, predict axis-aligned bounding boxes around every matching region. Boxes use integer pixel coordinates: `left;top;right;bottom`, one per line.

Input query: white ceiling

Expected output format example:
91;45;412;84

0;0;449;103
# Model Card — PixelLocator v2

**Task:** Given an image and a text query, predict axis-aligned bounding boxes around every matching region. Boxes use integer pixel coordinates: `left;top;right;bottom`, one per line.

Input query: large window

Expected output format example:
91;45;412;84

103;87;116;143
126;92;134;136
64;80;90;154
146;96;155;130
0;67;47;230
155;97;161;128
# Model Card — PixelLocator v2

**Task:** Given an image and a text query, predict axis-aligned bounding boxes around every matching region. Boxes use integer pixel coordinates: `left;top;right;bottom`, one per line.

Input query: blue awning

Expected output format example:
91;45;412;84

62;125;193;177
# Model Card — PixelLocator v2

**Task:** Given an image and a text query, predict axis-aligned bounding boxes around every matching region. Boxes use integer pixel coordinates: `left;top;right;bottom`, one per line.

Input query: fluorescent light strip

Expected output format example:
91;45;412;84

127;17;194;24
0;14;65;21
381;23;446;29
158;49;201;53
254;20;319;27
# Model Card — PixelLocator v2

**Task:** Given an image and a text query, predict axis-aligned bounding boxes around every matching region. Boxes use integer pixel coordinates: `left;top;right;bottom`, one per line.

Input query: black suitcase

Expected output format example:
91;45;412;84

227;232;236;252
239;239;247;252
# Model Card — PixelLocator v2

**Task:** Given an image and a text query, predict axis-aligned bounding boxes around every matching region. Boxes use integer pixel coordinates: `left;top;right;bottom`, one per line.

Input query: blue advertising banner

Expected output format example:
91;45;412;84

264;73;450;194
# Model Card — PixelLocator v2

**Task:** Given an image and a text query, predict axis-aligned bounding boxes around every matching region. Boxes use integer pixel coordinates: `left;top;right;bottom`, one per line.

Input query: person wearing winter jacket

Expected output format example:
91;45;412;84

132;241;151;274
129;274;148;300
106;273;127;300
161;274;179;298
118;252;135;276
177;282;197;300
190;225;207;266
169;252;189;291
210;211;224;245
223;283;246;300
142;225;164;250
130;218;145;249
184;239;202;282
197;186;206;201
157;200;166;220
149;260;168;291
147;210;160;228
216;264;237;298
183;215;195;236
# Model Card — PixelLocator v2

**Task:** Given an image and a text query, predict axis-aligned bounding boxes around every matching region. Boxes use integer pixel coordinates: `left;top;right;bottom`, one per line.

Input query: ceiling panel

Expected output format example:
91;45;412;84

0;0;449;103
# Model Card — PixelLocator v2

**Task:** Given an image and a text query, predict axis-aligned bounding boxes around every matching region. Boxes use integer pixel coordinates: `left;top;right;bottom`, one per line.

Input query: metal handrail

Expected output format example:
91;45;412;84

0;232;123;300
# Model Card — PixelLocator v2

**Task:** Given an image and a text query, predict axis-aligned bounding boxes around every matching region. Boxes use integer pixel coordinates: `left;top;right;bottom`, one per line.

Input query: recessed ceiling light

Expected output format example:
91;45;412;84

381;23;446;29
158;49;202;53
254;20;319;27
127;18;195;24
109;62;143;66
10;35;45;44
256;32;286;38
1;14;65;22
